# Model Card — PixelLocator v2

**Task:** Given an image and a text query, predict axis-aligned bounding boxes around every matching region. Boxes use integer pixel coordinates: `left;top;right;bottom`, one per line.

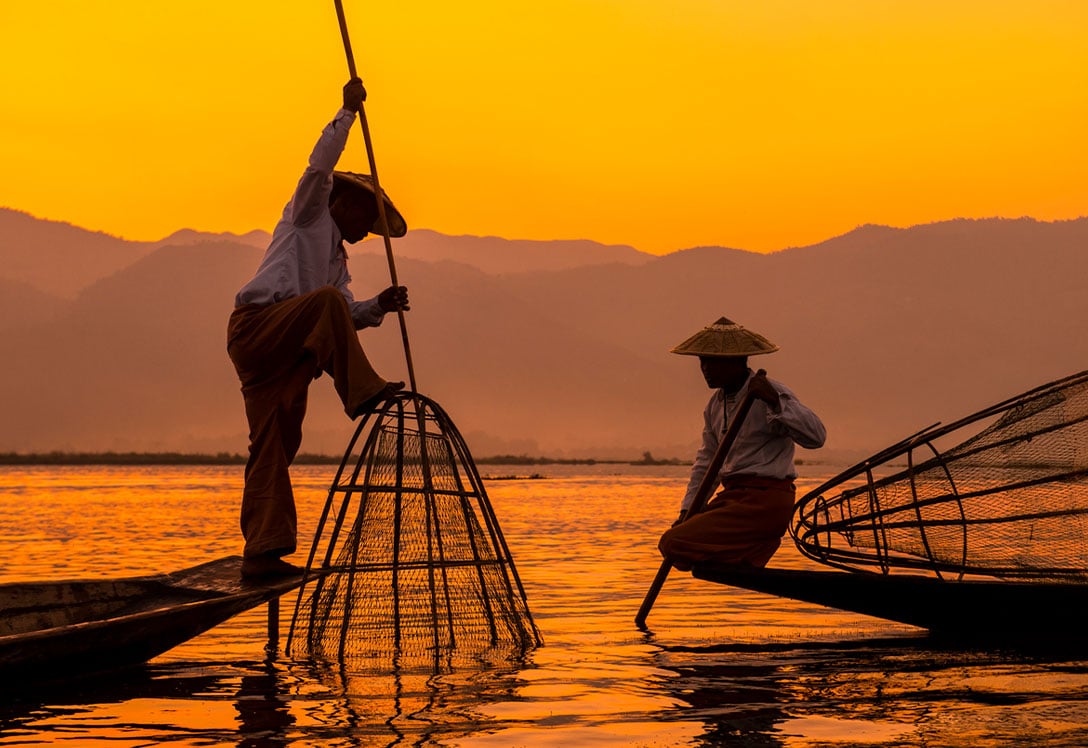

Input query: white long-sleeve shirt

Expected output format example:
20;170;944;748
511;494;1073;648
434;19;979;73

680;370;826;510
235;108;386;329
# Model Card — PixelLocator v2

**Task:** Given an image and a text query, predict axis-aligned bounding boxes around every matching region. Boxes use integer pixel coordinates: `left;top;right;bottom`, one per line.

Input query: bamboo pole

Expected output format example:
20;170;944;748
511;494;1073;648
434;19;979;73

266;597;280;653
333;0;417;392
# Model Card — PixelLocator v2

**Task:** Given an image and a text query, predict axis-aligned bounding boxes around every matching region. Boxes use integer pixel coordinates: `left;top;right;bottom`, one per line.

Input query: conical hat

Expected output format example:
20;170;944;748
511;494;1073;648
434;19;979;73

333;171;408;237
670;317;780;357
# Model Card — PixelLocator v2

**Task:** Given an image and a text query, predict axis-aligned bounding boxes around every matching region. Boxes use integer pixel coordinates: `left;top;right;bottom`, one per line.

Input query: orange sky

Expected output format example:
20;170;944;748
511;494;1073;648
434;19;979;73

2;1;1085;254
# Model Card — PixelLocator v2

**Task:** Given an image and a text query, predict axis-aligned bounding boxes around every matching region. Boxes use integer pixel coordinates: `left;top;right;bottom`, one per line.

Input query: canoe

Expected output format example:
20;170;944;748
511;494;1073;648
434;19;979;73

691;564;1088;642
0;555;305;681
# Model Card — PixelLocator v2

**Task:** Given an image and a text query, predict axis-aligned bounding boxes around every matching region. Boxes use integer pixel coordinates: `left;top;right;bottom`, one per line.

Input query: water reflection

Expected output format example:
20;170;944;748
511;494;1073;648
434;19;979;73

6;466;1088;746
235;661;294;748
650;636;1088;748
0;655;532;747
278;654;530;747
0;666;232;744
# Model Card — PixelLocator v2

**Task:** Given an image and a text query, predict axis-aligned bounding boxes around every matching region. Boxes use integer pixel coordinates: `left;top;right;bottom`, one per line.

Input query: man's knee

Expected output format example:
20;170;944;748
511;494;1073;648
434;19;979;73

658;527;679;558
311;285;347;310
658;531;693;571
308;286;354;328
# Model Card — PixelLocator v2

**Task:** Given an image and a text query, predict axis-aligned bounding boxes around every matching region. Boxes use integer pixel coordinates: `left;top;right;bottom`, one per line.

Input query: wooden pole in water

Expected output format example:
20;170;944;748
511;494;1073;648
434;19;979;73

267;597;280;653
634;372;764;628
332;0;417;393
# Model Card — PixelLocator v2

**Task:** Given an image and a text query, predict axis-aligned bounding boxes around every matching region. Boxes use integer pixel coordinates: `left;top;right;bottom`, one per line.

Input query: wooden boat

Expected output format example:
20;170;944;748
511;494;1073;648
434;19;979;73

691;564;1088;642
0;556;306;681
679;373;1088;644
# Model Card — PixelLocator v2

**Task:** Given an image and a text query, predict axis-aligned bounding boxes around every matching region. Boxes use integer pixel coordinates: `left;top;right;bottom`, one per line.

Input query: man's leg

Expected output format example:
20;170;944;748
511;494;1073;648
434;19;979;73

228;289;395;576
297;286;397;416
237;358;313;567
658;479;795;569
231;287;392;417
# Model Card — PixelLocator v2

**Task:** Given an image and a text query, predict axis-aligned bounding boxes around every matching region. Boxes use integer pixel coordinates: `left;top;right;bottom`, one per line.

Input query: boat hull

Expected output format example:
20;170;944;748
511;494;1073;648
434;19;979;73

691;565;1088;641
0;556;305;679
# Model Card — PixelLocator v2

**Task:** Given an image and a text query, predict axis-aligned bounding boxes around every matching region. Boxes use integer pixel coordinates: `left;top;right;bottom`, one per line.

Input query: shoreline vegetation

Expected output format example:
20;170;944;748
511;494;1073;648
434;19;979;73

0;451;689;467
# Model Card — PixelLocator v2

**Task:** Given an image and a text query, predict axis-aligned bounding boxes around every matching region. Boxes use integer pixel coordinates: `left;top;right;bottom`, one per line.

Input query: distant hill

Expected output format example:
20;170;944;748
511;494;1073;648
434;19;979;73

376;229;654;275
0;207;652;299
0;208;157;298
153;228;270;250
1;211;1085;463
0;277;63;331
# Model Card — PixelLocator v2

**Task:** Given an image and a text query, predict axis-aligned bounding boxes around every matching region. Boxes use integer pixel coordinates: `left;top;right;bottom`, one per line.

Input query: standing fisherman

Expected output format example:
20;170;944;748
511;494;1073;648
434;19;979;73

228;78;410;579
659;318;826;570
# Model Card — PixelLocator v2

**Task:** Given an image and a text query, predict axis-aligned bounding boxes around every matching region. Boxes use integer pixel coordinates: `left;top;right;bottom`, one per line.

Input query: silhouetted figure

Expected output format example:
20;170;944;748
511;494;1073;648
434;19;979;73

228;78;410;579
659;318;825;569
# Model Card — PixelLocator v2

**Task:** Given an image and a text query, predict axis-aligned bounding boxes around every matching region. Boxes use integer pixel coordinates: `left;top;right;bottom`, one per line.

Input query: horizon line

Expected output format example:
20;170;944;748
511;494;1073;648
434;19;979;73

4;204;1085;257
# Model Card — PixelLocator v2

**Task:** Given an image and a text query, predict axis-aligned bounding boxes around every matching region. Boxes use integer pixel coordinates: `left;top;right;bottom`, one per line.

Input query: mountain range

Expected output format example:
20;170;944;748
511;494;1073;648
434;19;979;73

2;206;1085;464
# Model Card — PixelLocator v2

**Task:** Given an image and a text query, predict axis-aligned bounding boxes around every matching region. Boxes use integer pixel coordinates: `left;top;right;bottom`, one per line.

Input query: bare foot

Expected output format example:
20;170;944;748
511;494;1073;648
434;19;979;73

240;554;303;579
353;381;405;417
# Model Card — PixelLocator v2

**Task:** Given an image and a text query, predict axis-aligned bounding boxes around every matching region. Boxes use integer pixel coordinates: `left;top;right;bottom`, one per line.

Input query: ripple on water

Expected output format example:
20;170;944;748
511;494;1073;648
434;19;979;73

3;465;1088;747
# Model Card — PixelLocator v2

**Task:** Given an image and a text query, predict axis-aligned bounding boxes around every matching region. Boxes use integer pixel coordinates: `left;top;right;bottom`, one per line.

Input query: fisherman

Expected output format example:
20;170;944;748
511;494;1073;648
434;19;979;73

227;78;410;579
658;318;826;570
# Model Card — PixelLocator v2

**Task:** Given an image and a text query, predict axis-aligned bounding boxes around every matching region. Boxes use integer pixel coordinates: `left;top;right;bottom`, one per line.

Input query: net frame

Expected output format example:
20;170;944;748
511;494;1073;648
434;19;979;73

792;370;1088;582
286;391;542;671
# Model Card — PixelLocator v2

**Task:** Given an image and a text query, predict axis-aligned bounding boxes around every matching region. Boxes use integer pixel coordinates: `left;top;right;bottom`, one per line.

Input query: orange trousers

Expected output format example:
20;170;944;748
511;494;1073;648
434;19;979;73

227;286;388;558
658;475;795;570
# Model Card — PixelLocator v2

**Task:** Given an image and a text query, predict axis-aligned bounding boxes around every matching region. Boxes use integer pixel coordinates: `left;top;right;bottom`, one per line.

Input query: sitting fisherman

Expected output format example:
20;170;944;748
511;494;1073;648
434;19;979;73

227;78;410;579
658;317;826;570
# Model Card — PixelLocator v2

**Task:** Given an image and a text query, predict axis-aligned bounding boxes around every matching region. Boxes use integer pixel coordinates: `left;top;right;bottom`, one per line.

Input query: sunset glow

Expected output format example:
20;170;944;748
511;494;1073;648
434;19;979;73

2;1;1085;253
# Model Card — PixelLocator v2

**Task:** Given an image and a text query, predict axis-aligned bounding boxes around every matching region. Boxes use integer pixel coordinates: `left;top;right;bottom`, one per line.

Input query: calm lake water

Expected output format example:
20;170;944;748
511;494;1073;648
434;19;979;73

2;463;1088;746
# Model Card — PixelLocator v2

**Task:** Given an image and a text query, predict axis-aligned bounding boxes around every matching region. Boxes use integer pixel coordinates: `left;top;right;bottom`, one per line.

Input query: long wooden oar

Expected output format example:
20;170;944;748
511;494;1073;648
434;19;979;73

634;369;765;628
332;0;417;392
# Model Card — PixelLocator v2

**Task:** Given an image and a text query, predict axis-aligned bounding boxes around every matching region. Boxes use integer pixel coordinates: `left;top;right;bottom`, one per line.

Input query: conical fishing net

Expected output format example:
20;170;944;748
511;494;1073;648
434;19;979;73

792;370;1088;581
287;391;541;671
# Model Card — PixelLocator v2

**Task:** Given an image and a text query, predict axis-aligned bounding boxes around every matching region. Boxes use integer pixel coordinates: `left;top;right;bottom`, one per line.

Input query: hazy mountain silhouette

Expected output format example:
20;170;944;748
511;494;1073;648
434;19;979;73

0;208;157;299
154;227;270;250
1;211;1085;462
0;278;63;332
386;229;653;275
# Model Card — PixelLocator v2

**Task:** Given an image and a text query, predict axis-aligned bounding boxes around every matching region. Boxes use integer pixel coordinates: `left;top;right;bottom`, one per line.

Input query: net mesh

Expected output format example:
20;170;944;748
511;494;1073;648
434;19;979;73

287;392;541;671
792;370;1088;581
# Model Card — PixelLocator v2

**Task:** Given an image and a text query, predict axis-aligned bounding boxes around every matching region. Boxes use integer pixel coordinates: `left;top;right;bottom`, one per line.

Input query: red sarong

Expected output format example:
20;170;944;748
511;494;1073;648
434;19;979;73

658;475;795;570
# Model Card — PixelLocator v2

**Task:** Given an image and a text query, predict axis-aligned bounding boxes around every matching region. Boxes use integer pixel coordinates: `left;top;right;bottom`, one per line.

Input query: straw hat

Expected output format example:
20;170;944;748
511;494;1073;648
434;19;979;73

670;317;780;357
332;171;408;237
